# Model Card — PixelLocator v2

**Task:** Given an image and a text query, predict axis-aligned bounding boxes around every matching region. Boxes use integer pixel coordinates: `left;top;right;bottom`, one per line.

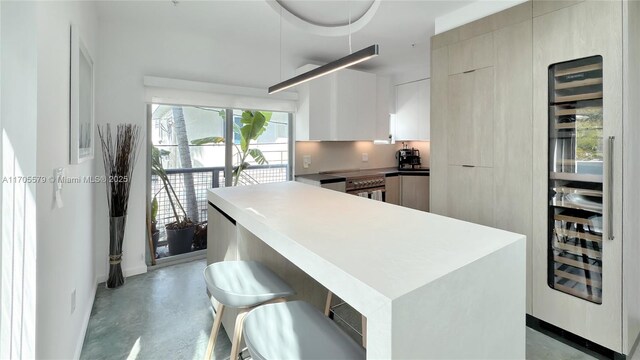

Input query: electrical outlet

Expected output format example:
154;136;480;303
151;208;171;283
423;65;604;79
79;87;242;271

362;153;369;162
71;289;76;314
303;155;311;169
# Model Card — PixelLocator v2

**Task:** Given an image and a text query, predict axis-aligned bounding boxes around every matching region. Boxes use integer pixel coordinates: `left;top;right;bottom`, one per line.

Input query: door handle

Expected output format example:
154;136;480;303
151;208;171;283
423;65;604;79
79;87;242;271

608;136;614;241
462;164;475;168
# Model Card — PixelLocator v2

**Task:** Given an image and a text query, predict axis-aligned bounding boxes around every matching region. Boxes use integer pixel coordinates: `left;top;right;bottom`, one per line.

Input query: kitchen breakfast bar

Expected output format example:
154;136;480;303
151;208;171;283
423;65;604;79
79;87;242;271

207;181;526;359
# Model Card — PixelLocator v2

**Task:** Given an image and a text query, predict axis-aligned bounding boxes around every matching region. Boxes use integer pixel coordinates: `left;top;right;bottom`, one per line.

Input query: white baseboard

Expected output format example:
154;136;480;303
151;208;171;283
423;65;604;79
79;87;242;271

73;279;97;360
125;265;148;277
95;264;148;284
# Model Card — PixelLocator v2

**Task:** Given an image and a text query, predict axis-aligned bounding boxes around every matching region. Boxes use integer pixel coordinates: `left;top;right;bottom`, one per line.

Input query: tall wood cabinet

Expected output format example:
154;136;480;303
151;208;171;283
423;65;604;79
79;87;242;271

431;2;533;309
431;0;640;355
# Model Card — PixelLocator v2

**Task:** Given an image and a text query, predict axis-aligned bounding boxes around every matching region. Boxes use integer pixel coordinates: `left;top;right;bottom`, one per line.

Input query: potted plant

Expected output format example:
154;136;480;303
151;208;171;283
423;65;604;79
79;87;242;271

151;146;195;255
193;221;207;251
150;193;160;258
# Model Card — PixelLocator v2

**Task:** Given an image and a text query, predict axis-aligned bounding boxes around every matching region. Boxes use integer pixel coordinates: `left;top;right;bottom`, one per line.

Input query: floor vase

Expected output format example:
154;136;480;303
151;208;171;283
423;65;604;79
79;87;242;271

107;215;126;288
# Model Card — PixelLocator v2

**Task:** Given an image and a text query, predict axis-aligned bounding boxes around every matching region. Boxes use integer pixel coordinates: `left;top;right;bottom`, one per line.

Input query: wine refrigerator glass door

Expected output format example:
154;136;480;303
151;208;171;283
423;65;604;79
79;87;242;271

547;55;603;304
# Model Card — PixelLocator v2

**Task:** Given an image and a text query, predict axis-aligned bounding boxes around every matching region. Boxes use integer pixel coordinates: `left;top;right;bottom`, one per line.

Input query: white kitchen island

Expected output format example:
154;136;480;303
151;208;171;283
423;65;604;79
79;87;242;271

207;181;526;359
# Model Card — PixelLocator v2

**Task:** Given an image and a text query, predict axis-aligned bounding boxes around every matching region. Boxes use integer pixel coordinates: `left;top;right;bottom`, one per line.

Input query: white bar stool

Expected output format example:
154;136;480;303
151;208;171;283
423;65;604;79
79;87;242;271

203;261;295;360
242;300;366;360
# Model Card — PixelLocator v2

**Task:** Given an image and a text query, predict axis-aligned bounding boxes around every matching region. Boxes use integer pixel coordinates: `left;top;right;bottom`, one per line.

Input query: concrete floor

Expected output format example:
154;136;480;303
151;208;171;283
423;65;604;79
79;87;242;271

80;260;231;360
80;259;612;360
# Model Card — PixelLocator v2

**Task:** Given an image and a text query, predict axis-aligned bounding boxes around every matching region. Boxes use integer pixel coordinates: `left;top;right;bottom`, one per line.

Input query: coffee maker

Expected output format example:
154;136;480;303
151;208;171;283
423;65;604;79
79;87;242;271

396;143;421;169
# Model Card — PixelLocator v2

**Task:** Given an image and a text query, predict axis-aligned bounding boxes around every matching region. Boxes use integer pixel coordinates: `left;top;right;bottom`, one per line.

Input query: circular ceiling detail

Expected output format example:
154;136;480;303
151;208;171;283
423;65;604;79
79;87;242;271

267;0;380;36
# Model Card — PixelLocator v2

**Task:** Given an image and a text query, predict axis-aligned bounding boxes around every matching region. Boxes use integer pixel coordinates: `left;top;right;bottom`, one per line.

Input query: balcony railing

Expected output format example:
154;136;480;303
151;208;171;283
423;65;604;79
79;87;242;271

151;164;288;257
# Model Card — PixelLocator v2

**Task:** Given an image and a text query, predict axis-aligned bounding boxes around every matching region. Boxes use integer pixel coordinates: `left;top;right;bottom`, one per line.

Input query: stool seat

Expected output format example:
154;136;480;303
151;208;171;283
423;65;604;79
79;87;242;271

203;261;295;308
243;301;366;360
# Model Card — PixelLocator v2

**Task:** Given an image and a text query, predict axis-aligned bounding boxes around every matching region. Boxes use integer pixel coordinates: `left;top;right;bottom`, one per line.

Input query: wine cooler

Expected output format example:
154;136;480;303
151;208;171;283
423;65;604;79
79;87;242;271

529;0;640;354
547;56;605;304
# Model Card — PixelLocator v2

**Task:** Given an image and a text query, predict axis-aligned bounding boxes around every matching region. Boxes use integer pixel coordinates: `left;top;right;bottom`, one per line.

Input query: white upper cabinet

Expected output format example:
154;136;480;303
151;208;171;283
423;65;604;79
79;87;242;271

295;65;377;141
395;79;430;141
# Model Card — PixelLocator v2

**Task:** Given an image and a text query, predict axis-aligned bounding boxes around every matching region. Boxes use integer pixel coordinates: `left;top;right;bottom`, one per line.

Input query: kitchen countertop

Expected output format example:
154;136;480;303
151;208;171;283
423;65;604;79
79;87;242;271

295;167;430;184
207;182;525;358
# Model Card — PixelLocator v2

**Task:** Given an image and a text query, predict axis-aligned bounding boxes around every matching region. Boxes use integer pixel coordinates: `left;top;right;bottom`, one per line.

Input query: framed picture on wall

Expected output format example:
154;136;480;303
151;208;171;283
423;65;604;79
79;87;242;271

70;24;94;164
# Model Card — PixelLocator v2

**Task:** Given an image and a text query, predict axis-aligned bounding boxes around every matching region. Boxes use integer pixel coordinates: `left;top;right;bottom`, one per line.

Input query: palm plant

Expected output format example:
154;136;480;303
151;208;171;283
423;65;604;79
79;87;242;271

151;146;192;229
192;110;271;186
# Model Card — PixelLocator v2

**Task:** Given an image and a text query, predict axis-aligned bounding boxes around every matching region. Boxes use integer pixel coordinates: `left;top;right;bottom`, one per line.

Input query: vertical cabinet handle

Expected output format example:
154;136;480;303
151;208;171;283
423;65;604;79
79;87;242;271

608;136;615;241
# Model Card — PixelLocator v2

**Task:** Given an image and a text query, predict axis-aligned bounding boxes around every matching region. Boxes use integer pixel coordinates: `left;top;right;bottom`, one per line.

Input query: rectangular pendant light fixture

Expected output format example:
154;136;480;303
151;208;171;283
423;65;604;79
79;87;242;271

268;44;379;94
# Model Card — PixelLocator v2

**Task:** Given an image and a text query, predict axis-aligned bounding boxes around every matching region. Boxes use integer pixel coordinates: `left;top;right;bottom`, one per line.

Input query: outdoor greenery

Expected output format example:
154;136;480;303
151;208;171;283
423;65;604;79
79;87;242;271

575;107;603;161
192;110;272;186
151;146;193;229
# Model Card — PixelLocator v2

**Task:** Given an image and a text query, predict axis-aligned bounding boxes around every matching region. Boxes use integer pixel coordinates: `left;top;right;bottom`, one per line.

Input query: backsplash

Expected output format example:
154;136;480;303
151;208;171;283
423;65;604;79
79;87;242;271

295;141;430;175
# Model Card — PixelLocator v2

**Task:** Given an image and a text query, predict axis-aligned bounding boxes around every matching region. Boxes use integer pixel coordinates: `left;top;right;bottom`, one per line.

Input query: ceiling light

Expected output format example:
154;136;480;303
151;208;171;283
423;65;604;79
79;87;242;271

268;44;379;94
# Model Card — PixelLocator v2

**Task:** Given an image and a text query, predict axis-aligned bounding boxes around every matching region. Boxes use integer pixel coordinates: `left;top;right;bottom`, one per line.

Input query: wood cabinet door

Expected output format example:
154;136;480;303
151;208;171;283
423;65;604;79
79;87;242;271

493;19;533;313
471;67;494;167
430;47;449;215
447;72;472;165
447;165;494;227
400;175;429;211
385;175;400;205
448;32;494;75
447;68;494;167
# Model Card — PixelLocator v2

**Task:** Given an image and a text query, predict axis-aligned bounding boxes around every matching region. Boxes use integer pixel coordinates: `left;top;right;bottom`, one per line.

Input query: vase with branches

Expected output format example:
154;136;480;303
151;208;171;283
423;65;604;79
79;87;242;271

192;110;271;186
97;124;142;288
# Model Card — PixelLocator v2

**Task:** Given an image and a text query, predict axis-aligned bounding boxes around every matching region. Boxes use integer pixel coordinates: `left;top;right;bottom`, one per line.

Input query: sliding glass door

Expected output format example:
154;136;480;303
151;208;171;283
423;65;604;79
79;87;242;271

148;104;291;262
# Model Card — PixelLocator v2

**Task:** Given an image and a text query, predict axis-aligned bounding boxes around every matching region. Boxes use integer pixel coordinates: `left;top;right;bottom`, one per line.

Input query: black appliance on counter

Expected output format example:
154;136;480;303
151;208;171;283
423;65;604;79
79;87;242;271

396;148;421;169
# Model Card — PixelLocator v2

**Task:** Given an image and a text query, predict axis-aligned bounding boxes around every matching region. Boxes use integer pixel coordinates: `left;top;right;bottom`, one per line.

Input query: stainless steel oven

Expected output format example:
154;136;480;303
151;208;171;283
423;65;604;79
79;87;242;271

345;174;386;202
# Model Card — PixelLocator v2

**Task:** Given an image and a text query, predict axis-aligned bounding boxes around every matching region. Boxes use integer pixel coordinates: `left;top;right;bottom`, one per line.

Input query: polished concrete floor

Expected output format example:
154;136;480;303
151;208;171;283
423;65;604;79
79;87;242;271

80;259;614;360
80;260;231;360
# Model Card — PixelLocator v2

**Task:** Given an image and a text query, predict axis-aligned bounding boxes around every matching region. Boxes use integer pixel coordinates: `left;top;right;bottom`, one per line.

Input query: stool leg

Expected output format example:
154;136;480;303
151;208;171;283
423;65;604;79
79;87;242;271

230;310;248;360
204;302;225;360
324;291;333;317
361;315;367;348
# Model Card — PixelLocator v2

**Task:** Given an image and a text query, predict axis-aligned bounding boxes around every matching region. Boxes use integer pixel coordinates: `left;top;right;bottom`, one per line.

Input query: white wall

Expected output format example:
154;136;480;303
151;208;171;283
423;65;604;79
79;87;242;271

434;0;528;34
1;3;38;358
95;13;292;281
34;2;99;359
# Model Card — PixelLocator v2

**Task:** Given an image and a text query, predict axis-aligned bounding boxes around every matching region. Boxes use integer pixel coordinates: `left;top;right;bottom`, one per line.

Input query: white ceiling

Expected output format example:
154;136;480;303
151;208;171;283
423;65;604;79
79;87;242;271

276;0;376;27
96;0;474;84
